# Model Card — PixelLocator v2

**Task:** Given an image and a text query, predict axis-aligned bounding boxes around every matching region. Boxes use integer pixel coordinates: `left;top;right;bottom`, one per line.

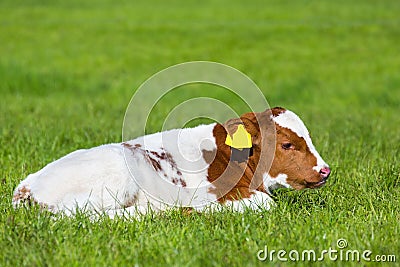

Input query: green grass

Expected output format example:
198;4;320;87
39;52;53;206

1;0;399;266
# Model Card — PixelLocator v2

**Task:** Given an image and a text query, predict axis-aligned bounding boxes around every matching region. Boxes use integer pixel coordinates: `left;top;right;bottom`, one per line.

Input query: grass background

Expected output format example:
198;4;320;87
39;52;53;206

1;0;399;266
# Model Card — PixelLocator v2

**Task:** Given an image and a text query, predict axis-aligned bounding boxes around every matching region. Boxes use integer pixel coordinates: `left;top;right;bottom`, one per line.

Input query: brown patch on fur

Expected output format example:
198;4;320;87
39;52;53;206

204;109;277;202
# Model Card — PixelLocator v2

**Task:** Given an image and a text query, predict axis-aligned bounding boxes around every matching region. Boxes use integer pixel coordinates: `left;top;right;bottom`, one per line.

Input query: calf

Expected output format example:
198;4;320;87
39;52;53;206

12;107;330;216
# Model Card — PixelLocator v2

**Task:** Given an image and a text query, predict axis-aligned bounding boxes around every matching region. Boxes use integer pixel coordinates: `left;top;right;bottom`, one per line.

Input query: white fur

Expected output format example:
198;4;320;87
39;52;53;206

122;124;218;209
105;191;275;218
13;124;219;214
272;110;329;172
225;191;274;212
263;173;291;194
14;145;137;214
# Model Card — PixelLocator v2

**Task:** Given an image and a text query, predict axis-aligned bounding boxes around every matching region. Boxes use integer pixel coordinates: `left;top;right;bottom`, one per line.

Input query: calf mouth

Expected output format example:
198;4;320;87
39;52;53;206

307;179;327;189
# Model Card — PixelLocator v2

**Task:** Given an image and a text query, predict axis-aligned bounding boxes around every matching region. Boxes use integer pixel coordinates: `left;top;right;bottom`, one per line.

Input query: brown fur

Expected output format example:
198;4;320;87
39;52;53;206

269;124;321;189
204;109;278;202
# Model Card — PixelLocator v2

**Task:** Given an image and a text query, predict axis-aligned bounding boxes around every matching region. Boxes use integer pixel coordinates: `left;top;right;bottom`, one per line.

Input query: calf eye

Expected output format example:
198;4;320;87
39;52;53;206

282;142;293;150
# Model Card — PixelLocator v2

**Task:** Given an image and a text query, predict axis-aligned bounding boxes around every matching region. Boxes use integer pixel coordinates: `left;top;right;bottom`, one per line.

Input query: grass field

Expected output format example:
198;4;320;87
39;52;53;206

1;0;399;266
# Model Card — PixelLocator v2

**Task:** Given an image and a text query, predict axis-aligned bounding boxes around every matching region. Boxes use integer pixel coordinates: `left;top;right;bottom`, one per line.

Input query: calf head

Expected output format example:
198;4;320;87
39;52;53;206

267;107;330;190
222;107;330;193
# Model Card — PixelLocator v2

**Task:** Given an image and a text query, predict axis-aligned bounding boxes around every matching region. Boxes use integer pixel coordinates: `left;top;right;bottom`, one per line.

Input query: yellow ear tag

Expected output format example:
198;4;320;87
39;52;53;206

225;124;252;149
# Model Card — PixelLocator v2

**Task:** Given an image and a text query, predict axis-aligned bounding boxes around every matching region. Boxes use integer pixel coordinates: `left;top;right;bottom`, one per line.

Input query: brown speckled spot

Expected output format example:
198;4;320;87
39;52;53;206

13;185;31;202
13;185;55;211
124;145;188;188
123;193;138;208
122;142;133;148
180;179;187;187
149;157;162;172
122;143;141;149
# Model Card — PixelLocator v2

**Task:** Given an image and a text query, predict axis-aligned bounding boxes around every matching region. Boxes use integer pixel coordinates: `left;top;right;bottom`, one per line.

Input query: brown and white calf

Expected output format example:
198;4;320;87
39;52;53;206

12;107;330;216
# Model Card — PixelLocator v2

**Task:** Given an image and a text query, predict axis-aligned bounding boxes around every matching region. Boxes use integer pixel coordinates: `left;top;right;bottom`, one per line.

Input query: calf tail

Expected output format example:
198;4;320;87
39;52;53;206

12;184;33;207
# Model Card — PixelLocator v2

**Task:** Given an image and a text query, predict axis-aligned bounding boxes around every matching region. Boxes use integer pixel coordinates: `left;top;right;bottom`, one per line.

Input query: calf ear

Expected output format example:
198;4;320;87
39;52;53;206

223;112;264;148
268;107;286;117
223;115;255;163
223;117;247;143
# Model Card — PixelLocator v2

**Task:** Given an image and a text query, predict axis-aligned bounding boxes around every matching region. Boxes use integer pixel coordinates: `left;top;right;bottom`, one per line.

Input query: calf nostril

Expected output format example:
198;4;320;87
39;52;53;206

319;167;331;178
